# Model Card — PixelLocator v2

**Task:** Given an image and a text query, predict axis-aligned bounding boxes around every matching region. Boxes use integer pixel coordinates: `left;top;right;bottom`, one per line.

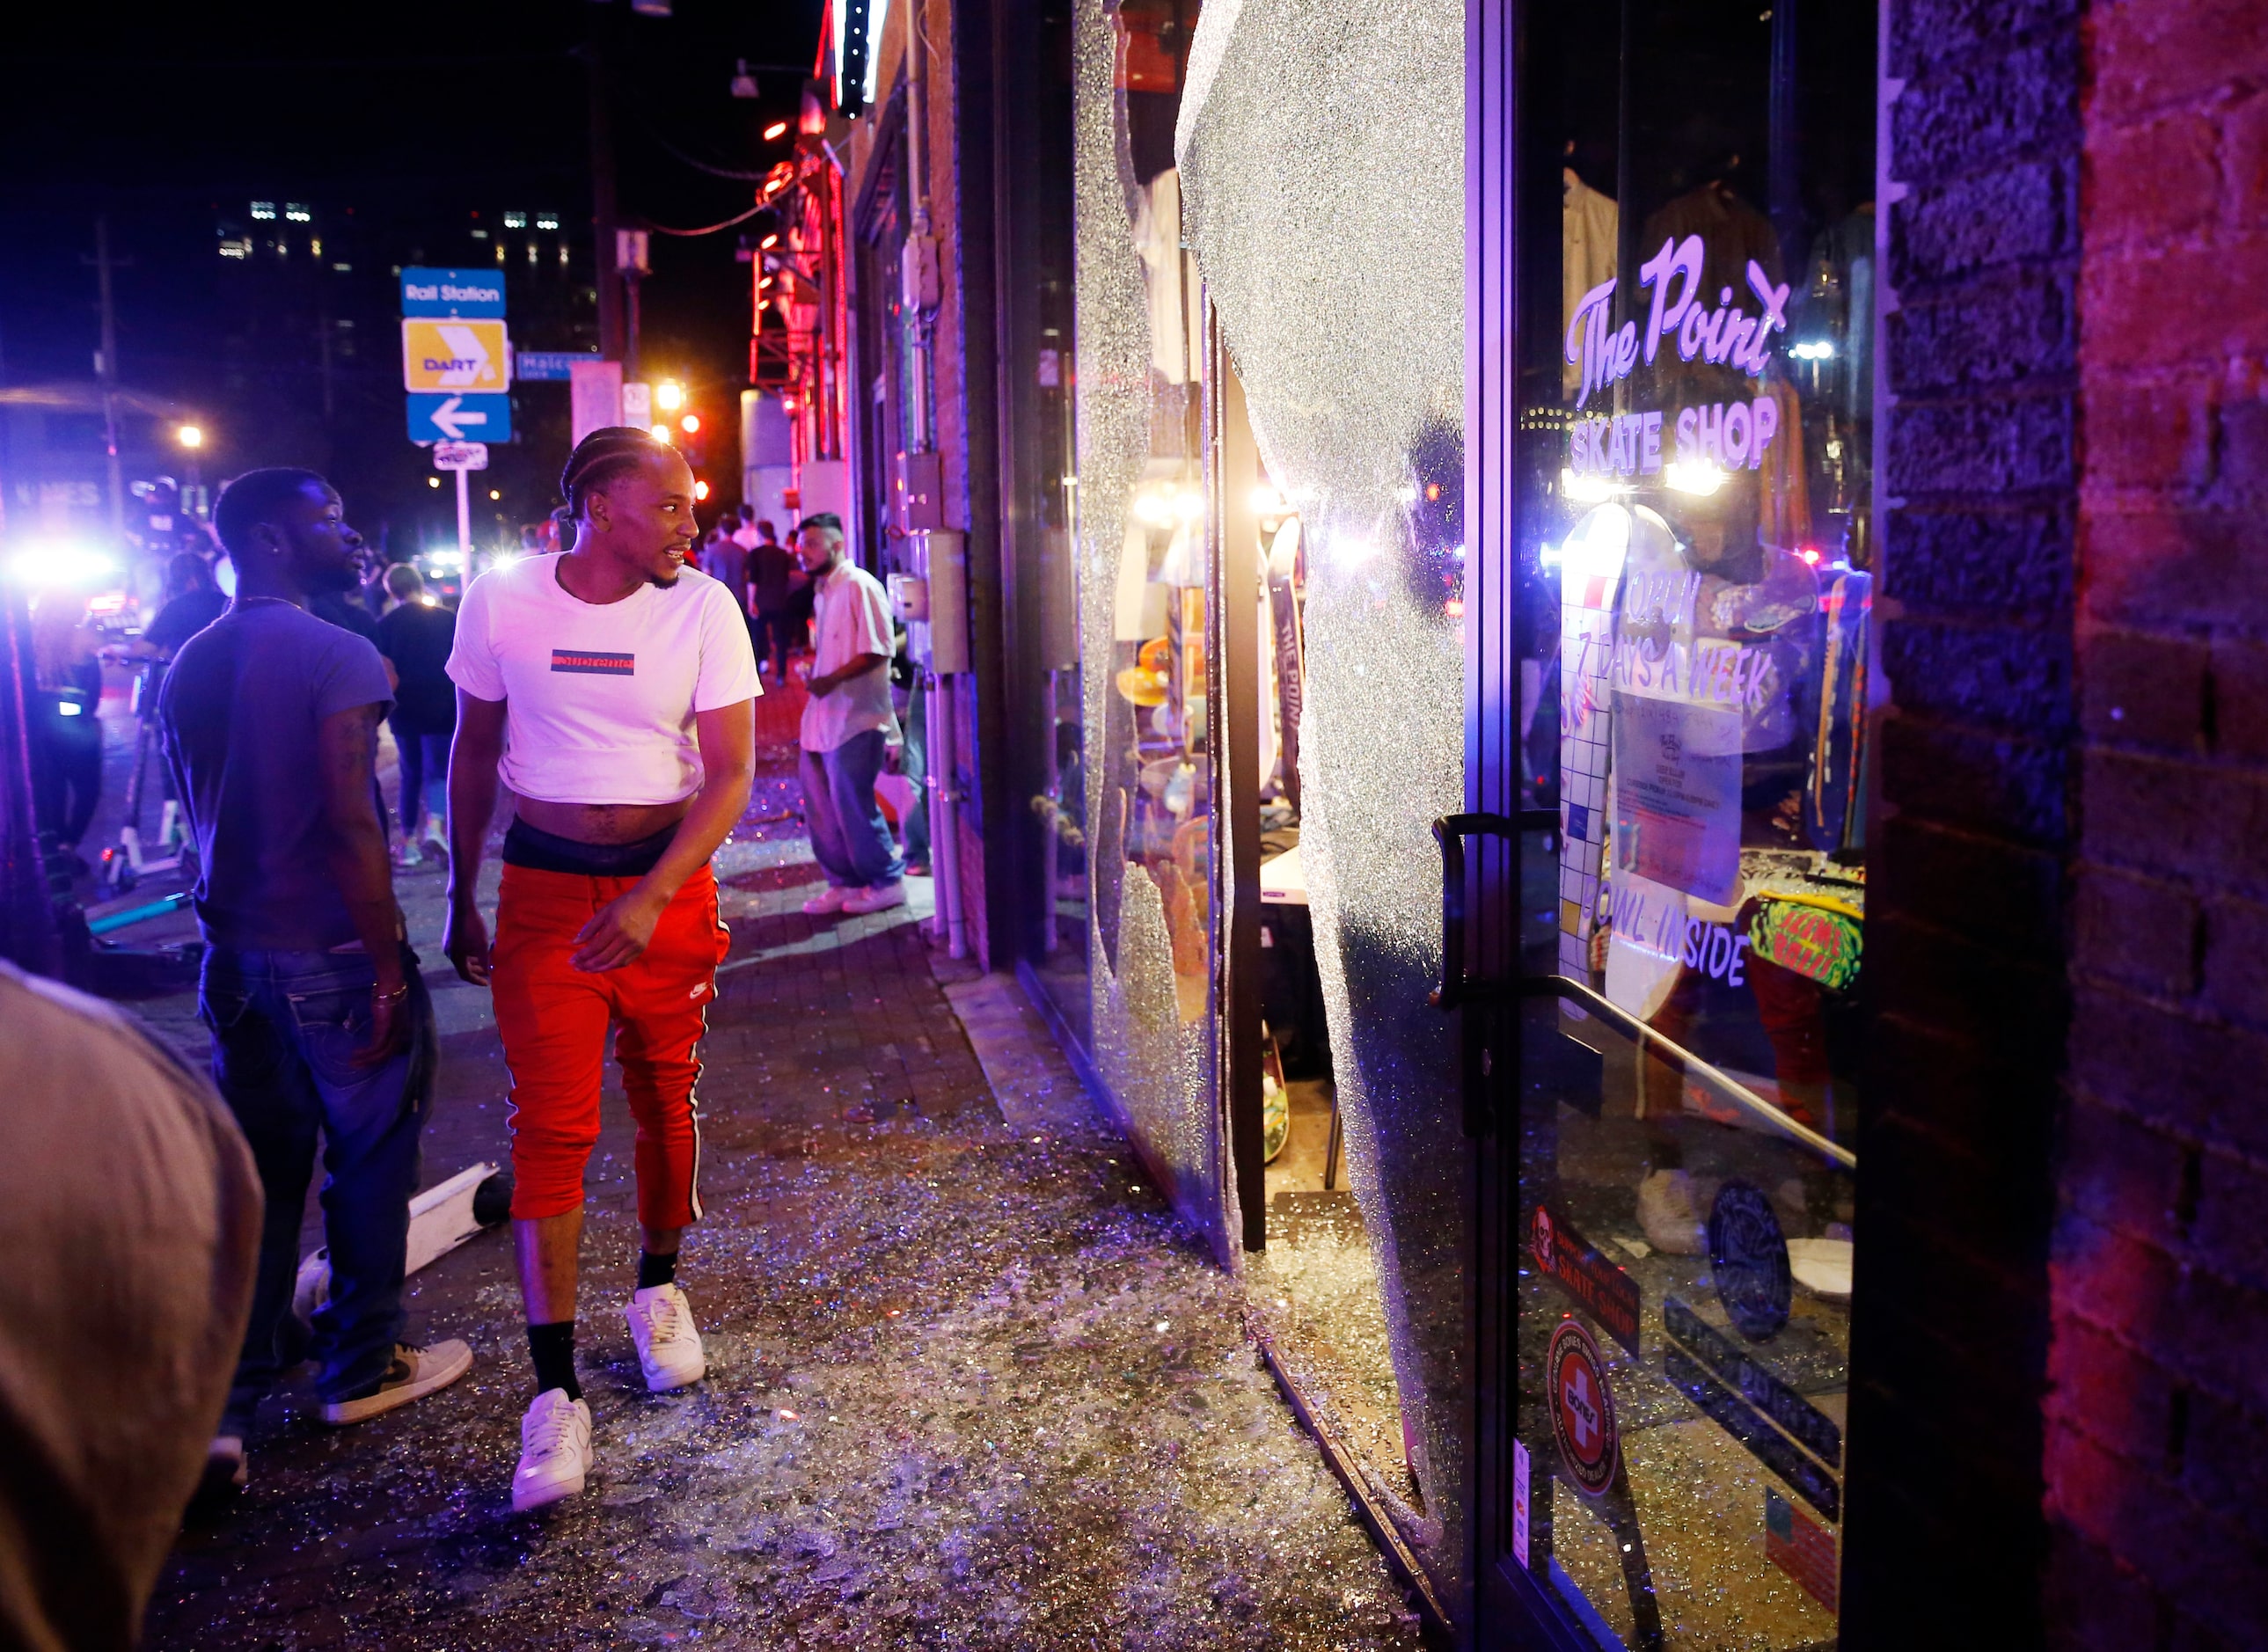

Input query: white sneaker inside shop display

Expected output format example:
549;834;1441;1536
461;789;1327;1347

511;1388;594;1512
625;1283;708;1392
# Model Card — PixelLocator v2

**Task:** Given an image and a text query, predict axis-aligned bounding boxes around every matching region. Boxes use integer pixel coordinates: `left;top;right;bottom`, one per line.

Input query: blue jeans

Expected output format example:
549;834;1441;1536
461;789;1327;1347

201;945;436;1433
389;717;451;837
800;729;904;889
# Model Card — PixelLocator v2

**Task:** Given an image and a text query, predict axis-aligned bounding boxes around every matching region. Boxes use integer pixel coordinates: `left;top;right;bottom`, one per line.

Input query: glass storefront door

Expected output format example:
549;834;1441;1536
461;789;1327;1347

1482;1;1878;1643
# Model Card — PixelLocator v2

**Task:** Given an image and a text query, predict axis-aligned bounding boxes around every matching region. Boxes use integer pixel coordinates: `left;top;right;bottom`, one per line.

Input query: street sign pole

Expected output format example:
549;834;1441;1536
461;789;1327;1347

456;468;472;560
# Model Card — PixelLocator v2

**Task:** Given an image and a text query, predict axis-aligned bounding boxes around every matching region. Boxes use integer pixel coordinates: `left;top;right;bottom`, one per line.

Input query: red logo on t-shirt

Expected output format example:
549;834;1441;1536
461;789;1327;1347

551;649;635;676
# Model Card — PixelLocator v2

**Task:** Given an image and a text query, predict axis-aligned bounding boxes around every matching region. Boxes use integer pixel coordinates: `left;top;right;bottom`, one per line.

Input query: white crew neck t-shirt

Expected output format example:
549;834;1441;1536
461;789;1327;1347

446;553;759;806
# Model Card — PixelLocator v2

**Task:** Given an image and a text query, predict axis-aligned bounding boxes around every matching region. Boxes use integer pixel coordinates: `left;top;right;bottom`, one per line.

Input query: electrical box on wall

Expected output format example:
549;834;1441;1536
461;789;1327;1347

896;450;945;532
900;235;940;313
919;530;969;676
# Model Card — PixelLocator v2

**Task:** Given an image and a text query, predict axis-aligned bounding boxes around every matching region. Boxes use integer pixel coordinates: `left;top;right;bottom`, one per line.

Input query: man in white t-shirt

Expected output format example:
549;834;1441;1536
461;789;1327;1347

441;427;758;1512
791;514;905;916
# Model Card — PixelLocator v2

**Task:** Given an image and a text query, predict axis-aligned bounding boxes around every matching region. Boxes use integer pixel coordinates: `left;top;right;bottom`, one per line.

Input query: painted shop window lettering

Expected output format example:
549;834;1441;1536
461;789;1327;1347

1564;235;1793;408
1604;883;1751;987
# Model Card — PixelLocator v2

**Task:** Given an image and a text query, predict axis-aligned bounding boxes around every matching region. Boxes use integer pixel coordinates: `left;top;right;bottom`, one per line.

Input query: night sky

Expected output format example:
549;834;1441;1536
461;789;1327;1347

0;0;823;554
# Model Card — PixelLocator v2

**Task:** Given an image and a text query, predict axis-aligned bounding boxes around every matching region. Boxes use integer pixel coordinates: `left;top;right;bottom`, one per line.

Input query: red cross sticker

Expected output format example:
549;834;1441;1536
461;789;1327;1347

1547;1319;1620;1497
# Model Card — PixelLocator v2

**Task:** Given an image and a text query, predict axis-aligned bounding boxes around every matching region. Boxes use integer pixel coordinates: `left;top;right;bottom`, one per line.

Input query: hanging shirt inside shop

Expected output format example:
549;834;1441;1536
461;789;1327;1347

1563;168;1618;397
1133;168;1204;385
801;559;901;754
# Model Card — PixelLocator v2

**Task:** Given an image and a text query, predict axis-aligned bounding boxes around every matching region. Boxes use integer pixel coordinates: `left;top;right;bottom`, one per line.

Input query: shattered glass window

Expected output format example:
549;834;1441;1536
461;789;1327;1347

1177;0;1472;1617
1072;0;1233;1263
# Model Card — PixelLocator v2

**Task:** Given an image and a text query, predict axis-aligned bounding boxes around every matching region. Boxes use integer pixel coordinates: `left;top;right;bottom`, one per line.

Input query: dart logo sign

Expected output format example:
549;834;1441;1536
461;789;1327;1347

1547;1319;1621;1499
401;319;511;393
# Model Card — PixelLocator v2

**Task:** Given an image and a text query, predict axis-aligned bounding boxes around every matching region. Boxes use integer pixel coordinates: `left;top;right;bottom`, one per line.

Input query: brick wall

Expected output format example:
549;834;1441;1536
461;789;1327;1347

1848;1;2084;1641
2048;3;2268;1644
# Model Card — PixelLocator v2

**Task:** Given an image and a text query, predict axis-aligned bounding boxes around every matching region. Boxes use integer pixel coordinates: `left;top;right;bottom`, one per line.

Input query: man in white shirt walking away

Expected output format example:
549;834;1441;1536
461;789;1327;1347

442;428;757;1512
790;513;905;916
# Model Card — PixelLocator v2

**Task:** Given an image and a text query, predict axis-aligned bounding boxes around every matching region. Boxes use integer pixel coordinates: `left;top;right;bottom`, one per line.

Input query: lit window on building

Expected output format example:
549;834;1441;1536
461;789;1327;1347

536;213;561;230
310;238;322;256
284;203;311;223
495;241;507;263
471;228;489;239
504;210;528;229
251;201;276;220
559;245;570;267
333;261;352;272
527;242;538;265
218;238;251;259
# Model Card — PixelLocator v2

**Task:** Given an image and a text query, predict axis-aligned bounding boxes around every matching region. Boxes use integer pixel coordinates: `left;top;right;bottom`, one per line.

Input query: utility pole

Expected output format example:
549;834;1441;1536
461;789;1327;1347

92;216;127;548
582;14;626;362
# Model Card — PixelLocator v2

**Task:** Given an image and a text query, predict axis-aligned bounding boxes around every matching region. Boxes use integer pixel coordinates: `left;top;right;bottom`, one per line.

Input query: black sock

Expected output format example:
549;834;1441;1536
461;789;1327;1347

528;1321;581;1400
637;1250;678;1291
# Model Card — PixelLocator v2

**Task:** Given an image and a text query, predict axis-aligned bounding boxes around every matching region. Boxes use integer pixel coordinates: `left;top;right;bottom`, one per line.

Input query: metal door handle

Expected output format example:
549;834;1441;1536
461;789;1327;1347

1429;812;1519;1011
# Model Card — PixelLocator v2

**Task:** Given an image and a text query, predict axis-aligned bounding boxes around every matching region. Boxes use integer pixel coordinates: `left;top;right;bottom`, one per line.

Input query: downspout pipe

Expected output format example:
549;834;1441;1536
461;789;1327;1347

904;0;965;957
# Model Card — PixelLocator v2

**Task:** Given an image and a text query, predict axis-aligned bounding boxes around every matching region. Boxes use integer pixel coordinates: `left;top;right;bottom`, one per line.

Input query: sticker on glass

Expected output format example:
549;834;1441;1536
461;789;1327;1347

1612;691;1744;906
1547;1319;1621;1499
1708;1180;1792;1341
1749;896;1862;991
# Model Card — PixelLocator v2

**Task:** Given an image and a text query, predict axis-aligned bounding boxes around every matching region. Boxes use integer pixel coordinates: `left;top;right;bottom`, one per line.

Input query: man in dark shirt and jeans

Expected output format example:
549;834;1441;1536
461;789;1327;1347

374;563;457;867
159;468;472;1488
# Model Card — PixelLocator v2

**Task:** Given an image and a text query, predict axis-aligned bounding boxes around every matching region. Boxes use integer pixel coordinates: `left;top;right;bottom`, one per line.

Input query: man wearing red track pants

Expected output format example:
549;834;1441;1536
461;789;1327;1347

443;428;757;1512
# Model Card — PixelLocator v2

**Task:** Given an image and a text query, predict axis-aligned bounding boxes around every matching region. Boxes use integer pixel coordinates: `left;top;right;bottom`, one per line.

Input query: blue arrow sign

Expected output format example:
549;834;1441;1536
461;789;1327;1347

401;267;507;318
407;392;512;444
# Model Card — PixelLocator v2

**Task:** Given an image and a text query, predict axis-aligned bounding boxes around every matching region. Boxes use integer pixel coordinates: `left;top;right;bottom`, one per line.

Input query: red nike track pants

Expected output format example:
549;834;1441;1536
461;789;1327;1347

491;864;731;1227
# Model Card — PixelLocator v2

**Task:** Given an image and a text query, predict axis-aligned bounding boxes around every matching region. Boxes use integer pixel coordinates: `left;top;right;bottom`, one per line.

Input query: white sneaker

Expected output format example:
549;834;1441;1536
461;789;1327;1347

842;881;907;915
512;1389;594;1512
319;1339;473;1425
398;839;424;868
625;1283;707;1392
200;1435;247;1499
801;885;852;915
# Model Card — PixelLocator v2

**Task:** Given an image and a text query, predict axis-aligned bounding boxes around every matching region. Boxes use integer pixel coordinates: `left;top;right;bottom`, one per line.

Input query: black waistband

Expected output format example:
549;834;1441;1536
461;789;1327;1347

501;818;678;877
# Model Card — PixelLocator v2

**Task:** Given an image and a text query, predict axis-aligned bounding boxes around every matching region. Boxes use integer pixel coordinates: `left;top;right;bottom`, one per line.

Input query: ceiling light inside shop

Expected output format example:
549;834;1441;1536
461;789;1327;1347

1328;534;1379;568
1250;484;1288;517
1790;339;1835;361
1664;460;1727;496
1560;467;1621;505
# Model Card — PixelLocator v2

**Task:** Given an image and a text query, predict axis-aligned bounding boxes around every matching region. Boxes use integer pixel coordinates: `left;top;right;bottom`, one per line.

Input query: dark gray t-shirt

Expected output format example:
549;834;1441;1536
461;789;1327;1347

158;600;393;950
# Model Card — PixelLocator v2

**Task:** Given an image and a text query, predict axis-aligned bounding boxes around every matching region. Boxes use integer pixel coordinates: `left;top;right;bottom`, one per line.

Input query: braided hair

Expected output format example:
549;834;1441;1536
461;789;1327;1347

560;426;673;520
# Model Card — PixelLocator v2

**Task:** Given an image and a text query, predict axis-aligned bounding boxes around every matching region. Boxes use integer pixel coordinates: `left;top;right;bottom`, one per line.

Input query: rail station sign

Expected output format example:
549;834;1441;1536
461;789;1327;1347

399;267;506;318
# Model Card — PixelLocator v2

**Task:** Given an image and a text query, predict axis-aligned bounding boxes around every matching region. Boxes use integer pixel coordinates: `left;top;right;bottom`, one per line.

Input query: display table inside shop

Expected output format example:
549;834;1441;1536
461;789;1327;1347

1260;842;1307;905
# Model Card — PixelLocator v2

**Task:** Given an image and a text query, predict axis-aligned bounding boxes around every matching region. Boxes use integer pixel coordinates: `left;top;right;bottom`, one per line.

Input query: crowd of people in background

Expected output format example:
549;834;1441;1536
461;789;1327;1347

11;489;862;880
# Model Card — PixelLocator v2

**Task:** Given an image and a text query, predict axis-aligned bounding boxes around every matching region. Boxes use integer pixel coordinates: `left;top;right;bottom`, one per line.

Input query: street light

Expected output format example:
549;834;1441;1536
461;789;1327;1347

650;423;673;442
655;380;685;413
680;413;700;435
176;424;203;450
